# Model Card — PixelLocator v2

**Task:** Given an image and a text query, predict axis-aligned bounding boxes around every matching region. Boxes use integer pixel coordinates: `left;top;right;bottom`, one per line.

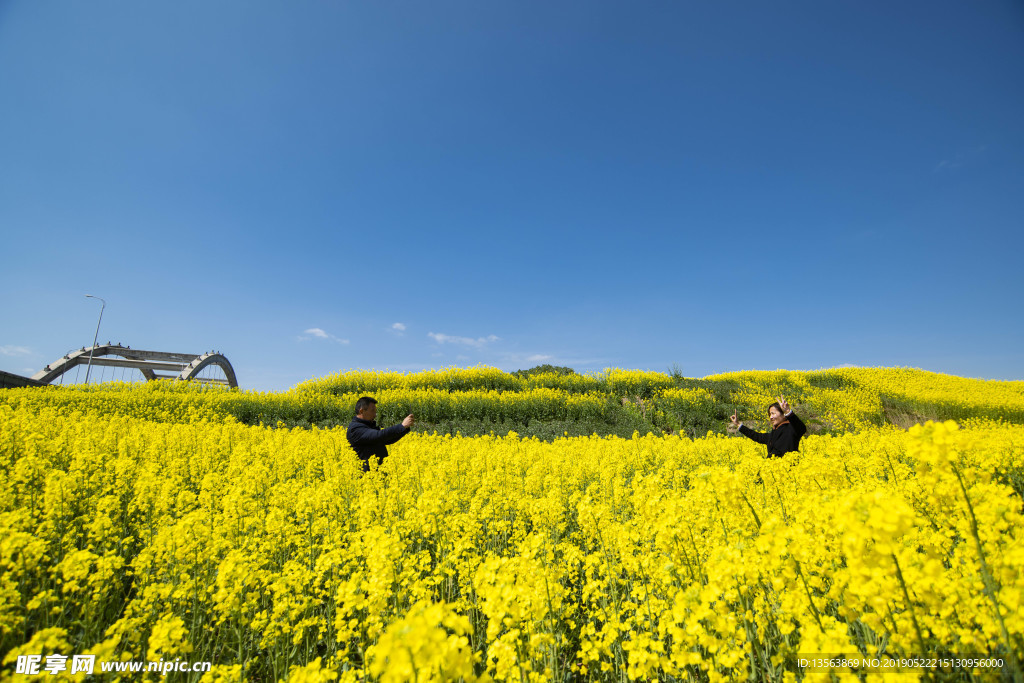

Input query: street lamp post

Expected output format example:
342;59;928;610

84;295;106;384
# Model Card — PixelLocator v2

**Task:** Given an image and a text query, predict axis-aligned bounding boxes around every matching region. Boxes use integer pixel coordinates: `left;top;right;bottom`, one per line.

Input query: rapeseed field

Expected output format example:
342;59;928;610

1;367;1022;681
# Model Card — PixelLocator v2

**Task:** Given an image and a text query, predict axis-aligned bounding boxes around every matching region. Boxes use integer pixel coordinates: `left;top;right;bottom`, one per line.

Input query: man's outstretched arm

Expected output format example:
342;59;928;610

349;423;403;447
350;415;414;447
380;414;415;445
380;423;411;445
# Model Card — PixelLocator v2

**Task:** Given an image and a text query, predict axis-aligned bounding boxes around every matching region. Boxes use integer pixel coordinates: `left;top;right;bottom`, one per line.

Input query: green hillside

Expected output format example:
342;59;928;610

4;366;1022;440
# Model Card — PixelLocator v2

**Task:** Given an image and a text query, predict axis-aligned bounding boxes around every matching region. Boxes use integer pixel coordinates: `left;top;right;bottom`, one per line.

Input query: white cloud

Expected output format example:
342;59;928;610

428;332;500;348
934;145;987;173
297;328;349;344
392;323;406;332
1;345;33;357
526;354;552;362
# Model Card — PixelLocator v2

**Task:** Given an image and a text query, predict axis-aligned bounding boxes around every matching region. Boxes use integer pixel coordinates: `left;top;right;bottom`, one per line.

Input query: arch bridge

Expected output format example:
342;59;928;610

31;344;238;388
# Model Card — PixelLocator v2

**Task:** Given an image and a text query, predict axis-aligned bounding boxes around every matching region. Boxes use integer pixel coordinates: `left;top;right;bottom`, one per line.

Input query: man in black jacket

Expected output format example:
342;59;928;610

729;395;806;457
346;396;414;472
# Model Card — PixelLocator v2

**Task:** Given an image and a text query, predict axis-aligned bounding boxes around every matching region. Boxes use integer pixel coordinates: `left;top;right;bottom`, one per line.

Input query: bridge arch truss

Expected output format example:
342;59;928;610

32;344;238;388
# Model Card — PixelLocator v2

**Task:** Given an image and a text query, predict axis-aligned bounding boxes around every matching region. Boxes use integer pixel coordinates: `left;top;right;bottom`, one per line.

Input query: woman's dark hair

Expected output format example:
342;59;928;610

767;402;784;417
355;396;378;414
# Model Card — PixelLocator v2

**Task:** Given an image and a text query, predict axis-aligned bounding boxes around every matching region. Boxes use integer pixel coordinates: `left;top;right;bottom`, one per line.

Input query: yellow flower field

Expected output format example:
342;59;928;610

2;368;1024;681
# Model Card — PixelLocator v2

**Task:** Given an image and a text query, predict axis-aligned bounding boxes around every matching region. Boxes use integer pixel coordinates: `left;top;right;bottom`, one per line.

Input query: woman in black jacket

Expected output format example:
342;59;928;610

729;395;806;457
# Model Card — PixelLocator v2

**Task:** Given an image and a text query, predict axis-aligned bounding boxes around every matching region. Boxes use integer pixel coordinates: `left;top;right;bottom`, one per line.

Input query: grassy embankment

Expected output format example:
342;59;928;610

3;366;1022;440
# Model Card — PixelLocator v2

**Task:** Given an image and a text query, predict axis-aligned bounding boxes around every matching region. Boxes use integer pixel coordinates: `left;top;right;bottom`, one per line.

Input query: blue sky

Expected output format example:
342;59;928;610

2;1;1022;390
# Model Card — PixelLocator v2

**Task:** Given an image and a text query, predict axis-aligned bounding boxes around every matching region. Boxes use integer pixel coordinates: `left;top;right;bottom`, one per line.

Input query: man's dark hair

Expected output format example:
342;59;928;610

355;396;377;415
767;402;784;417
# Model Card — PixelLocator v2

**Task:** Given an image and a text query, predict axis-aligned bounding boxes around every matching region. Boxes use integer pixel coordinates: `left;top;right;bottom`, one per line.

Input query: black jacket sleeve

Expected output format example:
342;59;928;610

738;425;769;444
380;424;410;445
787;411;807;437
349;423;409;447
